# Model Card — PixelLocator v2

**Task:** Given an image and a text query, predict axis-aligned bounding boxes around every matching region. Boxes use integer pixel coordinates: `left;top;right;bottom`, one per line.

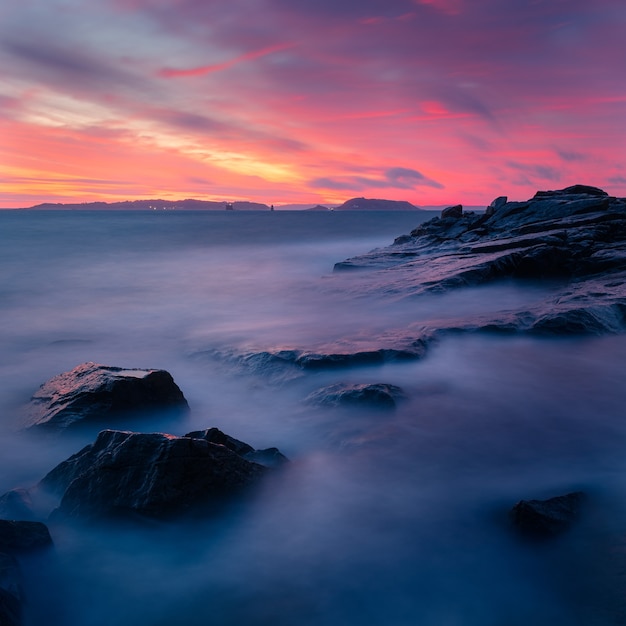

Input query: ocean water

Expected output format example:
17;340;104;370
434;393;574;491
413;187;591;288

2;210;626;625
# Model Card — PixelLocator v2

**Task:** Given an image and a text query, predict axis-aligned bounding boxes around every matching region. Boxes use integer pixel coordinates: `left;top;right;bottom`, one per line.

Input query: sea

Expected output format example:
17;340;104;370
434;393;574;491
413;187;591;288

1;209;626;625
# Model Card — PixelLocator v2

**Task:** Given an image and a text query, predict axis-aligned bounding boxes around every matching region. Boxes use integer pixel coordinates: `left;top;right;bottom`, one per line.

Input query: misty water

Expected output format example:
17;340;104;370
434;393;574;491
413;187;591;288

2;210;626;625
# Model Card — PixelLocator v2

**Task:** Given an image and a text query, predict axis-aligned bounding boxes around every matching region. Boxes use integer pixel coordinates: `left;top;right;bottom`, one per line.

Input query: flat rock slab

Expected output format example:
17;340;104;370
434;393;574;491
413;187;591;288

24;362;189;431
510;491;585;538
39;428;284;520
305;383;406;409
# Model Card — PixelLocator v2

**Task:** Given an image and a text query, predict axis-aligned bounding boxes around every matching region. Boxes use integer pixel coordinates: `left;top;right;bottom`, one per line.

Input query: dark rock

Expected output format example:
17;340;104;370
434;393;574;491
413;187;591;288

205;336;432;378
488;196;508;212
244;448;289;468
184;428;288;467
184;427;255;456
441;204;463;219
0;490;36;522
305;383;405;409
0;553;21;626
24;362;189;431
510;491;585;538
534;184;609;198
330;185;626;338
0;520;52;553
40;429;274;520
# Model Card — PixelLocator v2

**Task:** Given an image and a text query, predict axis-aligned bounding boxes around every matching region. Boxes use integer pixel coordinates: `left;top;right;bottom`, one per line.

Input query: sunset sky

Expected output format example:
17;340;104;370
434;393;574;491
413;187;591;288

1;0;625;208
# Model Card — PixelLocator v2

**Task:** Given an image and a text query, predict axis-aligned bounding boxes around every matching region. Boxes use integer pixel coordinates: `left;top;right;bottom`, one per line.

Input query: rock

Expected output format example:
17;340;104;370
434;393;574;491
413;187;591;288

184;428;289;467
510;491;585;538
0;521;52;553
205;336;432;378
441;204;463;219
330;185;626;337
0;490;36;522
534;184;609;198
24;362;189;431
305;383;405;409
40;428;280;520
244;448;290;468
0;553;21;626
485;196;507;216
184;427;255;456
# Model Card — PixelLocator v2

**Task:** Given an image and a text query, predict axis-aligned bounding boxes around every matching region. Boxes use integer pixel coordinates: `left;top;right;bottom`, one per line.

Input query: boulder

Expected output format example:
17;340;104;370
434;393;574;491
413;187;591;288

510;491;585;538
40;428;282;520
441;204;463;219
185;428;289;467
0;521;52;553
305;383;405;409
24;362;189;431
329;185;626;339
0;553;21;626
0;490;36;522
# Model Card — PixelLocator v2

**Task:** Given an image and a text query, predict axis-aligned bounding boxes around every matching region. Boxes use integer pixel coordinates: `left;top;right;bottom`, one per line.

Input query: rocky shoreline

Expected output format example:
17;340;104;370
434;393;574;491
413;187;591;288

3;185;626;624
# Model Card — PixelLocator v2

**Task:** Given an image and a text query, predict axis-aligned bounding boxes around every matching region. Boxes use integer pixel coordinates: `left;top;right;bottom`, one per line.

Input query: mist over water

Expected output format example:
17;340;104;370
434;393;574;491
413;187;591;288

2;210;626;625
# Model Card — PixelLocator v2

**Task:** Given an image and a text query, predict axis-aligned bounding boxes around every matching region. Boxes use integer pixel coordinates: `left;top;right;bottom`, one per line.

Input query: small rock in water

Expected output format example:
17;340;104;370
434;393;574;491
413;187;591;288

510;491;585;538
24;362;189;431
305;383;405;409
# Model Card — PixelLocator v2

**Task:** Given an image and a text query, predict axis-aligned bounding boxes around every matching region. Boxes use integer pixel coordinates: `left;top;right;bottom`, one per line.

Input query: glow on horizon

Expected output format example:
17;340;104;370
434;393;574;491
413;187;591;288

1;0;625;208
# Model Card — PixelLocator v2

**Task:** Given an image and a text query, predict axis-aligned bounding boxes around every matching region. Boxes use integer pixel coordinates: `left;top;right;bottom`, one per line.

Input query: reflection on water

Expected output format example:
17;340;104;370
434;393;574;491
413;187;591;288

1;211;626;625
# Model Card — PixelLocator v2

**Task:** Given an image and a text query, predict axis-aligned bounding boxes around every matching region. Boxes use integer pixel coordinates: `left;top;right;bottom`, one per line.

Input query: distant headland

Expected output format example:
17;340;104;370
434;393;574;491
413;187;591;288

17;197;442;212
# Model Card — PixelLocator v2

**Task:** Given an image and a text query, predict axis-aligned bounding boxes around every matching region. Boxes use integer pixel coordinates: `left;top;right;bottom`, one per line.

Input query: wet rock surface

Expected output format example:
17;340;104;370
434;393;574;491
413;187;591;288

0;553;21;626
305;383;405;409
510;491;585;538
184;427;289;467
24;362;189;431
38;428;284;521
334;185;625;287
206;187;626;377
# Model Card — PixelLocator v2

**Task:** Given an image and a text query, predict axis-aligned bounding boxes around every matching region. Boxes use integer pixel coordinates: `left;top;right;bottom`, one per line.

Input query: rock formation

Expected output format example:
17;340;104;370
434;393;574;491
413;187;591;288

305;383;405;409
0;521;53;626
204;186;626;377
24;362;189;431
36;428;285;520
334;198;421;211
510;491;585;538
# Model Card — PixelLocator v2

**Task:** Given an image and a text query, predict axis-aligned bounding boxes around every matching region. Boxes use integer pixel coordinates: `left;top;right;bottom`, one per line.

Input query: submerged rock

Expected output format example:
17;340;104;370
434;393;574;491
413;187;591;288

204;335;432;378
24;362;189;431
0;553;21;626
184;428;289;468
39;428;284;520
305;383;405;409
0;520;52;553
510;491;585;538
441;204;463;219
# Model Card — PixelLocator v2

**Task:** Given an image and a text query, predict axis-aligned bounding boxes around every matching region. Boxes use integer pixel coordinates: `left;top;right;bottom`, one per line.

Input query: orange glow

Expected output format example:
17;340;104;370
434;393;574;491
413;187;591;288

1;1;624;208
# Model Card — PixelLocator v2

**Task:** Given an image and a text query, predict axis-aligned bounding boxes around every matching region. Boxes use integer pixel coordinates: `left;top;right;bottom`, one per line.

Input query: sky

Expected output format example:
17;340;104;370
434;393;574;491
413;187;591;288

1;0;625;208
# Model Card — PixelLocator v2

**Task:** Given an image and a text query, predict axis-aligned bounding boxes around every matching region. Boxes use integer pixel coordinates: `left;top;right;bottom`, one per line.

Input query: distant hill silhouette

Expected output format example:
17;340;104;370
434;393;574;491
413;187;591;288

23;199;271;211
334;197;421;211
